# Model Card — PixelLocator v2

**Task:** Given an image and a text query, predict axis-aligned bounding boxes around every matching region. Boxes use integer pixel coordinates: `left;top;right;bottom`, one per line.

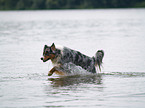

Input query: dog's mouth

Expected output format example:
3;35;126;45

40;57;50;62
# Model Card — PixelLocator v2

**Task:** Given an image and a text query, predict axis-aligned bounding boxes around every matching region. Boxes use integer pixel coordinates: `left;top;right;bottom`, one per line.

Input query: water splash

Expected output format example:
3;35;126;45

61;62;94;76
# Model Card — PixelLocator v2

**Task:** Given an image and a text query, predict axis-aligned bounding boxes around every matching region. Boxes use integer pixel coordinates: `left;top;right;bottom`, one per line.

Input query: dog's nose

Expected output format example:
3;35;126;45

40;57;43;60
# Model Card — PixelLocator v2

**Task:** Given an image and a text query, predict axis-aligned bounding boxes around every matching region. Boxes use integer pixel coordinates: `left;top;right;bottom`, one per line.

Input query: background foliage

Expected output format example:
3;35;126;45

0;0;145;10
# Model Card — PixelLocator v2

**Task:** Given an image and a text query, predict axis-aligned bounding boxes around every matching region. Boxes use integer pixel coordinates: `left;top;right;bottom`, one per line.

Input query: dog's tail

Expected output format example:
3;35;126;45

94;50;104;72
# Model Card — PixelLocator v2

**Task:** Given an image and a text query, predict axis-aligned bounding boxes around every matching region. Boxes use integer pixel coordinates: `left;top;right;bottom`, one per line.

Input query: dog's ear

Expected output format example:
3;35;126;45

51;43;56;51
43;45;48;55
44;45;48;48
44;45;48;50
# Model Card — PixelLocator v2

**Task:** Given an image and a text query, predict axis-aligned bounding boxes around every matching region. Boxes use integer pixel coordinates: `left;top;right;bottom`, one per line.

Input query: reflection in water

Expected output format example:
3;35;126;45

43;74;104;108
47;71;145;88
48;74;102;87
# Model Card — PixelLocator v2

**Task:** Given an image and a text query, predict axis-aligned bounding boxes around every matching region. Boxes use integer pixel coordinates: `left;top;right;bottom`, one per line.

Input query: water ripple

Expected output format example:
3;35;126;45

102;72;145;77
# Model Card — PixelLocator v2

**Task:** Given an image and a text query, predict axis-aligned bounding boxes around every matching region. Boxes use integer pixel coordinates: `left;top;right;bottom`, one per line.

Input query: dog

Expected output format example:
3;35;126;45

41;43;104;76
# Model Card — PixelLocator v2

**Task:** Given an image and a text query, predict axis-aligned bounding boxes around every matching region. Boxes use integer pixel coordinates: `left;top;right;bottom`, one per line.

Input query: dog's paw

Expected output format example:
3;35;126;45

48;73;53;76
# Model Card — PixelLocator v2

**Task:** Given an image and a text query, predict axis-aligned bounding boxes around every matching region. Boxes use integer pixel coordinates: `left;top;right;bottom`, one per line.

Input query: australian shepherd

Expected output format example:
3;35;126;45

41;43;104;76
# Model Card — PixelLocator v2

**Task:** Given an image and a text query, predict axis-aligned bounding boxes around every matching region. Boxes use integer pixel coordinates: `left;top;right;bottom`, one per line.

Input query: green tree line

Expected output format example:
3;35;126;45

0;0;145;10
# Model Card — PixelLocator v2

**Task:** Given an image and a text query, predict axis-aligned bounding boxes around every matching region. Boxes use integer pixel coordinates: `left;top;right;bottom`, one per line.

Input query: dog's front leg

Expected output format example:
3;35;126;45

48;66;66;76
48;67;57;76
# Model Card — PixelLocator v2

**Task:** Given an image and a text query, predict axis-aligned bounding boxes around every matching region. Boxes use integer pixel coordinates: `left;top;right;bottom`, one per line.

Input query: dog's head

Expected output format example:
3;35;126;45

41;43;56;62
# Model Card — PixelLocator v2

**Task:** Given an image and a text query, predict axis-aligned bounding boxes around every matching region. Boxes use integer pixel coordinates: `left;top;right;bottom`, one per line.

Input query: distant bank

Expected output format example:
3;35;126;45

0;0;145;10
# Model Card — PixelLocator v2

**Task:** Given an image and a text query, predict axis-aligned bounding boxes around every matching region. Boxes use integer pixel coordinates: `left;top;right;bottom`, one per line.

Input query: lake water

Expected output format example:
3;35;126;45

0;9;145;108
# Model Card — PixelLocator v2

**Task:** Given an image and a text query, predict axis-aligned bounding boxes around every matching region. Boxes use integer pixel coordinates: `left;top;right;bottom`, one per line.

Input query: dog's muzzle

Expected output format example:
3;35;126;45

40;57;50;62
